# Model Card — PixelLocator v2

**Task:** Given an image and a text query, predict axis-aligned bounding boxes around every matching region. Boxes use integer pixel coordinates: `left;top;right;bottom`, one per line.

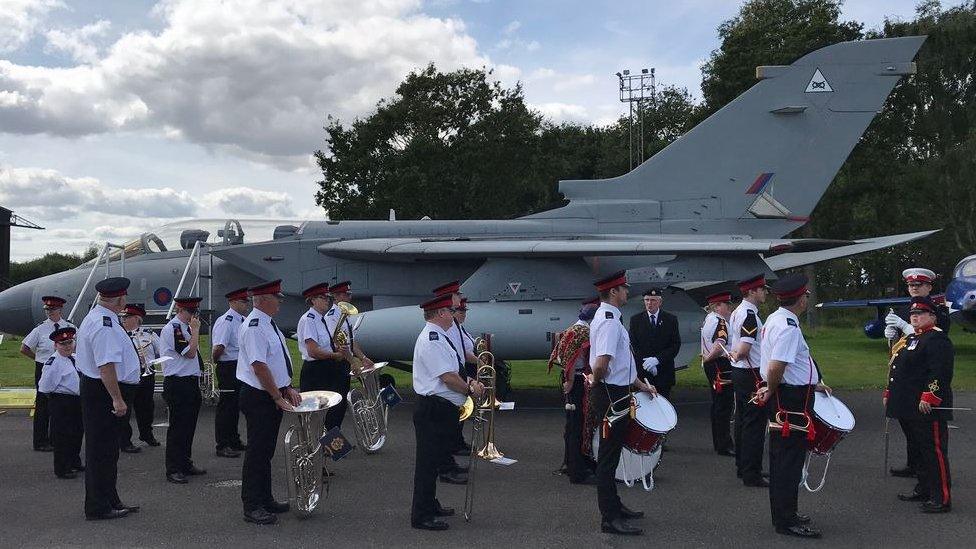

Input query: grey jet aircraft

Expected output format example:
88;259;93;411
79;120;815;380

0;36;934;369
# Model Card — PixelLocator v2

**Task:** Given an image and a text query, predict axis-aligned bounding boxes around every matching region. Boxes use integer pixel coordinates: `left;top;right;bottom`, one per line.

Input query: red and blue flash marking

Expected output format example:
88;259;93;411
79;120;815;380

746;172;774;194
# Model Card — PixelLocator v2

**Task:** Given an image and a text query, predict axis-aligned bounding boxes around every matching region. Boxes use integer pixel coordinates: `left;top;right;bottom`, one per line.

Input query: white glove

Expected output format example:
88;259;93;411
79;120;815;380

885;311;909;332
884;326;899;340
642;357;659;376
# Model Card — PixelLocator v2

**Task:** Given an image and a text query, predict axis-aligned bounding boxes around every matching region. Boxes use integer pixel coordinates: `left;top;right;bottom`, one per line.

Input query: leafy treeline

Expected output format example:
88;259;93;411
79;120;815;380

9;246;99;286
314;0;976;300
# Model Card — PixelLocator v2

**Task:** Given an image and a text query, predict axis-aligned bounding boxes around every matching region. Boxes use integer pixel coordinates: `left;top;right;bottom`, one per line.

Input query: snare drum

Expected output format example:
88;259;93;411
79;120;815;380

621;393;678;455
591;431;661;485
807;392;855;455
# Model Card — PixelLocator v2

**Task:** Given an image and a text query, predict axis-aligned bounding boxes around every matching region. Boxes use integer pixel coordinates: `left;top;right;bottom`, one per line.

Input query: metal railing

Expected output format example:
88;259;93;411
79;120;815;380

67;242;127;323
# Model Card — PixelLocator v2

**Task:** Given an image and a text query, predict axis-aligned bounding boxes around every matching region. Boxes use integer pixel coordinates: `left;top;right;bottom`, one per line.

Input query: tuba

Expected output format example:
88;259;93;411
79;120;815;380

463;336;504;521
332;302;363;375
347;362;389;454
282;390;341;518
199;361;219;405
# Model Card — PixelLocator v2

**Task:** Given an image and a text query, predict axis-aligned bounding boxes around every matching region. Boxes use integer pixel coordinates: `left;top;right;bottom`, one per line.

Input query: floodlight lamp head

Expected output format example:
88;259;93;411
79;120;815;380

623;69;630;75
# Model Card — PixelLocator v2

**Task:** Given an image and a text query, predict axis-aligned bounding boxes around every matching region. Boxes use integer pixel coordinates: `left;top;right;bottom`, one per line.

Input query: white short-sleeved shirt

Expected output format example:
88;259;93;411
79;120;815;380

160;316;201;377
75;304;140;383
38;353;80;395
728;301;762;369
589;302;638;387
237;308;293;390
129;327;161;375
211;308;245;362
23;318;75;364
412;322;466;405
297;307;332;361
700;312;729;358
760;308;816;385
458;321;475;358
322;303;353;352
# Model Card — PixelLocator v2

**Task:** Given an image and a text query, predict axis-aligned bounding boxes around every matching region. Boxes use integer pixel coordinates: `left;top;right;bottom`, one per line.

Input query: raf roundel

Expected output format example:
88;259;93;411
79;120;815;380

154;287;173;307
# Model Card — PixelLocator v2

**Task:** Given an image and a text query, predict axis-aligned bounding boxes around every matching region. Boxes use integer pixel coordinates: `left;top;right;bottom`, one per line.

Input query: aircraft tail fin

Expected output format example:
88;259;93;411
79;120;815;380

529;36;926;238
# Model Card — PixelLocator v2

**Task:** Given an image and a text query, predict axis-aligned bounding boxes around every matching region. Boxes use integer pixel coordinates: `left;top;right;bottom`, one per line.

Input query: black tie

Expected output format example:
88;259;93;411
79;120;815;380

649;314;656;333
269;318;294;378
54;322;60;330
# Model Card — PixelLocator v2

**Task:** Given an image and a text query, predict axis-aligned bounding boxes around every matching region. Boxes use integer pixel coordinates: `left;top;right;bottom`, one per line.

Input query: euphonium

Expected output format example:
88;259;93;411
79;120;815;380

331;301;363;374
199;361;219;404
282;391;340;518
463;337;504;521
348;362;389;453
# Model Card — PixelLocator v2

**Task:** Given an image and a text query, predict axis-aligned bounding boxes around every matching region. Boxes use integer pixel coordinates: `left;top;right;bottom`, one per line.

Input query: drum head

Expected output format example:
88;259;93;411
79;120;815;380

813;392;855;432
592;431;660;483
634;392;678;433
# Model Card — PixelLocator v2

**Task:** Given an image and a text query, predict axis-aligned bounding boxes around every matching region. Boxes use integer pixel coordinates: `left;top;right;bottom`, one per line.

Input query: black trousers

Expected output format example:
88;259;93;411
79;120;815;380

215;361;243;449
300;358;351;430
116;383;138;448
733;368;766;482
907;419;951;505
767;385;812;529
565;374;594;482
48;392;83;476
33;361;51;448
411;396;458;524
898;419;920;472
591;383;630;522
134;373;156;441
704;360;734;453
80;376;123;516
163;376;202;474
239;384;283;512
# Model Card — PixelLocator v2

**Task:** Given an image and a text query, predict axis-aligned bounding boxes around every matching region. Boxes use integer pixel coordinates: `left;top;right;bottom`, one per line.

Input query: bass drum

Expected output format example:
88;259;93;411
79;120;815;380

591;431;662;491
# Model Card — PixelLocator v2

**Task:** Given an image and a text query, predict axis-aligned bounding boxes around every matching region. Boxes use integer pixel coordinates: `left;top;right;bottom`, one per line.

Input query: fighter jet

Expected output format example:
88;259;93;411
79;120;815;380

0;36;934;368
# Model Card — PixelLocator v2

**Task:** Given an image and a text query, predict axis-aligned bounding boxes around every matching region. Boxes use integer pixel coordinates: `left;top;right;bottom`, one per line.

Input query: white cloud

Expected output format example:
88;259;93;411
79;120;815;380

530;102;589;123
0;0;488;167
502;20;521;35
49;228;87;239
44;20;111;64
202;187;295;217
0;0;63;53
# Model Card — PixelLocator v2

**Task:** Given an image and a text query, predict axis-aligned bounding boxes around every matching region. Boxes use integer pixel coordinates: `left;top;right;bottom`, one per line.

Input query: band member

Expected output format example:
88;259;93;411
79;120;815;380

701;291;735;456
212;287;250;458
38;327;84;479
884;296;954;513
410;294;485;531
298;282;339;394
321;281;374;431
75;277;140;520
237;279;301;525
728;274;769;487
755;274;828;539
120;303;162;448
160;297;205;484
884;267;950;478
547;299;598;484
21;295;74;452
629;288;680;400
590;271;656;536
431;281;475;475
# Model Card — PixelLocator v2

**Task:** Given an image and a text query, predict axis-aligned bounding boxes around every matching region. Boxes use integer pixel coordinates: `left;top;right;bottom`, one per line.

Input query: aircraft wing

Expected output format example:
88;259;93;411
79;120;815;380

816;297;910;309
316;236;853;261
764;230;938;271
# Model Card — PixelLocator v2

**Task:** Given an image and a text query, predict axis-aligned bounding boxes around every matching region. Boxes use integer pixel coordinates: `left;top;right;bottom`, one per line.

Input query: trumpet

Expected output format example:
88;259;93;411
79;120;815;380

463;337;504;521
332;301;363;375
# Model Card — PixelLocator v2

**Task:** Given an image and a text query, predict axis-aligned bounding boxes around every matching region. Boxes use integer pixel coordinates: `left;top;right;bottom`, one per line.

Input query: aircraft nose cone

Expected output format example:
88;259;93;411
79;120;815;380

946;277;976;311
0;281;37;335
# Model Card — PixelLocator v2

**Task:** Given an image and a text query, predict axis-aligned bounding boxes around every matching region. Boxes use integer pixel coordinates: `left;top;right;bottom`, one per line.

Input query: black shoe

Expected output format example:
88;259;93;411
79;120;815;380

717;449;736;457
762;472;770;479
434;504;455;517
265;501;289;514
776;525;821;538
793;514;811;525
412;518;449;531
619;504;644;519
439;472;468;485
601;518;643;535
744;478;769;488
570;476;598;486
34;444;54;452
86;509;128;521
56;472;77;479
921;501;951;513
452;464;469;474
120;444;142;454
140;437;161;447
898;492;928;502
216;447;241;458
231;442;248;451
166;472;188;484
185;465;207;476
890;466;917;478
114;504;140;514
243;508;277;525
553;464;569;476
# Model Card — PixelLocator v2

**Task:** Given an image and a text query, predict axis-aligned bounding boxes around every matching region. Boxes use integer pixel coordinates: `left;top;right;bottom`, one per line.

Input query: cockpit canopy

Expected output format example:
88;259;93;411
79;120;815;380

99;219;305;262
953;254;976;279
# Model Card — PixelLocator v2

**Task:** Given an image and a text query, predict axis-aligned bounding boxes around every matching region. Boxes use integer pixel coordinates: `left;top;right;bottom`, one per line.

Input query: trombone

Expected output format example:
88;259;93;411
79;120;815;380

463;336;504;521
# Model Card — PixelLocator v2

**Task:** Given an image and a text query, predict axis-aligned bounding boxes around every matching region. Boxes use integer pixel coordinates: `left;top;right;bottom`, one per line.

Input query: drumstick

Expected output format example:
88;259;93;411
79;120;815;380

883;418;890;479
931;407;972;411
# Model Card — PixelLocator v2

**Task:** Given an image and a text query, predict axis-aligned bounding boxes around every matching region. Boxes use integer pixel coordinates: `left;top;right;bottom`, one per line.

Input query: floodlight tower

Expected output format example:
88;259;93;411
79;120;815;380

616;67;656;170
0;207;44;289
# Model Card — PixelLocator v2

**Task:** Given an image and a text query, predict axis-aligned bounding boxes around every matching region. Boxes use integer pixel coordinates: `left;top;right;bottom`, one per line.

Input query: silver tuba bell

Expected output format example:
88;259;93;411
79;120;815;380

282;390;342;518
348;362;389;454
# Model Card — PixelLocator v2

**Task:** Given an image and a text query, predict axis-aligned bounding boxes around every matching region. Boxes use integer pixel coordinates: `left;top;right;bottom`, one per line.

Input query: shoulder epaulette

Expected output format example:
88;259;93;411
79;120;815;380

786;318;798;327
326;308;335;316
225;315;233;321
45;356;56;365
306;312;315;319
429;331;439;341
102;316;113;327
605;311;614;319
249;318;259;327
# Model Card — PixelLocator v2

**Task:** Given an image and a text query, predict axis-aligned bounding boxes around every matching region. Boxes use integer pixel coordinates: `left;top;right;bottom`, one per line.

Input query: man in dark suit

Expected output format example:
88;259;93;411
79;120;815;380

629;289;681;399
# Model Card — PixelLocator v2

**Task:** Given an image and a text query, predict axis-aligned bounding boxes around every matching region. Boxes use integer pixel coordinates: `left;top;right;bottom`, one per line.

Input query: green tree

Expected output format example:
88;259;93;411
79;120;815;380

9;245;99;286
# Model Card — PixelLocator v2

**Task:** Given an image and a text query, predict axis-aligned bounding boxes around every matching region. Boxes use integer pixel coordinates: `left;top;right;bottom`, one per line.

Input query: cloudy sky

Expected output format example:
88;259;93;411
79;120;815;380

0;0;933;260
